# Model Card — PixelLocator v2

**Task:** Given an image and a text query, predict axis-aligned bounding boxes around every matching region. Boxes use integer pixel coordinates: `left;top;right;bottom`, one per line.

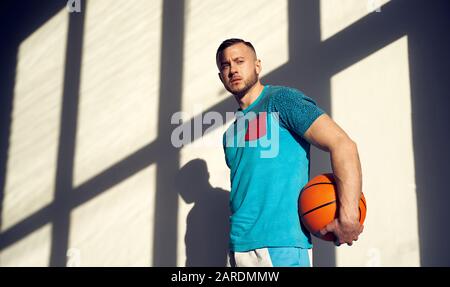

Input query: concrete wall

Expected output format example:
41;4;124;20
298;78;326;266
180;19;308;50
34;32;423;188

1;0;449;266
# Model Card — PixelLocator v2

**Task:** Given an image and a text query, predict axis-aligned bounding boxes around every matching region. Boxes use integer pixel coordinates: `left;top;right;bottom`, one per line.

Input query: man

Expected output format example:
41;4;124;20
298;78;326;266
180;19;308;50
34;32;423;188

218;38;364;267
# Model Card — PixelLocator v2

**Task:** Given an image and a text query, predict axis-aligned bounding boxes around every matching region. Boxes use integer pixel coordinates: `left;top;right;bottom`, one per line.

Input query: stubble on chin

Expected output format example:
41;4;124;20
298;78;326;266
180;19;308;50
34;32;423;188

229;85;248;99
228;74;258;98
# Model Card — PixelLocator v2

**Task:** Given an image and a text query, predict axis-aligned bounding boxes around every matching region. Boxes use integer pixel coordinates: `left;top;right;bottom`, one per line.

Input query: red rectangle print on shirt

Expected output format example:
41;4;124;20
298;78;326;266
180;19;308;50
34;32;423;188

245;112;267;141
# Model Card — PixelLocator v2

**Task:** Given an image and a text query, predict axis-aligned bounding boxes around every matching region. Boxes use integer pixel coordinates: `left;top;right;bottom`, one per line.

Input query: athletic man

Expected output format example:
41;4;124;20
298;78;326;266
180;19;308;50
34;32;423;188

218;38;364;267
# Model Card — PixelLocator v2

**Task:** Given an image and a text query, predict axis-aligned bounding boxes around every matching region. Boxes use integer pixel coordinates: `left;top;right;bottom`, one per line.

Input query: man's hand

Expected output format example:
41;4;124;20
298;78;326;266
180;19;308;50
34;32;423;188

320;218;364;246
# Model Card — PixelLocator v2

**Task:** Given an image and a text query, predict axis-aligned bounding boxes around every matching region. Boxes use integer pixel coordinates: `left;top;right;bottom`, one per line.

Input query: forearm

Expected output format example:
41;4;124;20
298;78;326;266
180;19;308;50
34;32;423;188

329;139;362;223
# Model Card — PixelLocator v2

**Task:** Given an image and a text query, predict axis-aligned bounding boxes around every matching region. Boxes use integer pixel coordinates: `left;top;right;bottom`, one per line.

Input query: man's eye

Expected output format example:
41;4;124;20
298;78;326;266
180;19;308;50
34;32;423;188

221;64;230;69
237;60;244;64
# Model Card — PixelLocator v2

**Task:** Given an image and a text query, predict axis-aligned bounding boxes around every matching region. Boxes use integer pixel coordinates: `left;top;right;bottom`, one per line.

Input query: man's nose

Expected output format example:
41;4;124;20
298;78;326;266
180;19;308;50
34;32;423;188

229;63;238;76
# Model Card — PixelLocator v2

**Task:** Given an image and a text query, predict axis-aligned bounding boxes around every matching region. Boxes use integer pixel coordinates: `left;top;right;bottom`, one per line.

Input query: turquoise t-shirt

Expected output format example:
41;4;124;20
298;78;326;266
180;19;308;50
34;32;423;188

223;85;325;252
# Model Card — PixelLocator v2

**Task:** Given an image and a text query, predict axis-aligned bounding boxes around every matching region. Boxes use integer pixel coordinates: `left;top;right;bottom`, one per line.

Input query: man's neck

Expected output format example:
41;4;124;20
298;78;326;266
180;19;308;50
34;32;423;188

235;82;265;110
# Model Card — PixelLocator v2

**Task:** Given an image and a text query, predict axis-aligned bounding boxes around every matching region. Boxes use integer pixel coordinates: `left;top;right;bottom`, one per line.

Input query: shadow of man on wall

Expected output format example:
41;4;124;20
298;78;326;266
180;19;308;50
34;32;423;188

176;159;230;267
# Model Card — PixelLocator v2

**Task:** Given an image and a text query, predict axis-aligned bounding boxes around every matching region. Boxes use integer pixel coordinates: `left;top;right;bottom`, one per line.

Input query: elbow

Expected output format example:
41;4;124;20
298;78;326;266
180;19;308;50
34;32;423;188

330;138;362;178
348;139;358;152
330;136;358;154
346;139;360;160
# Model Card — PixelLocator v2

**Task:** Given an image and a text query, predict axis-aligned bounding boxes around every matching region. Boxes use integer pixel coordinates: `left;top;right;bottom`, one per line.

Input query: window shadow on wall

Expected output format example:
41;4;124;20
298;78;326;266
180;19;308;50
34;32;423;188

0;0;185;267
407;0;450;266
1;0;450;267
0;0;68;265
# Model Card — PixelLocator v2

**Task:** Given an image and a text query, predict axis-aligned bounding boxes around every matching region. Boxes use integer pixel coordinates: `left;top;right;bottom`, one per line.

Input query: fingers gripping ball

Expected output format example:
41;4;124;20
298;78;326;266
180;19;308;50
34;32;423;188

298;173;367;241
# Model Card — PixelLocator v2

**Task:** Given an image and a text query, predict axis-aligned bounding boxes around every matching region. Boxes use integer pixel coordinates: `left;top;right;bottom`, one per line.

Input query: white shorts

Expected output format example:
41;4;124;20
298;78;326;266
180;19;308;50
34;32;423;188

227;247;313;267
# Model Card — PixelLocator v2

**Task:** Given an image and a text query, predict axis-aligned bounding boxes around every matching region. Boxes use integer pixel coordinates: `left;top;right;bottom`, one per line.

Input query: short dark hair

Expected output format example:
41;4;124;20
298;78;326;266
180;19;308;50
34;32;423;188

216;38;256;66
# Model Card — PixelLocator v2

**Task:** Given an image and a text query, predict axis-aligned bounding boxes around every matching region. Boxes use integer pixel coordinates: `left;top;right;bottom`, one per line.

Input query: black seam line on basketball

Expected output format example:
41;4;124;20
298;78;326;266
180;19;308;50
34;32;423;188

360;197;367;209
301;200;336;217
301;182;334;192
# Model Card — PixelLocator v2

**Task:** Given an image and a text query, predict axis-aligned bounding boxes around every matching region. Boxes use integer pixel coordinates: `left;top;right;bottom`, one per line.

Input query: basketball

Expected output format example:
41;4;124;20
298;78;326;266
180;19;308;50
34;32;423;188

298;173;367;241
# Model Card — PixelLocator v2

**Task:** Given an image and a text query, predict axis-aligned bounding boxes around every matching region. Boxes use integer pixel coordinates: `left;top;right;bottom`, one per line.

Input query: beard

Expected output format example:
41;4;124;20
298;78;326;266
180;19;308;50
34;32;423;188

226;70;258;99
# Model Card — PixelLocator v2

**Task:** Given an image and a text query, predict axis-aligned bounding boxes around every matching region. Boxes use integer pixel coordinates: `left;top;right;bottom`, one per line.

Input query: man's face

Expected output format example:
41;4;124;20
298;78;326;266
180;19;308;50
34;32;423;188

217;43;261;97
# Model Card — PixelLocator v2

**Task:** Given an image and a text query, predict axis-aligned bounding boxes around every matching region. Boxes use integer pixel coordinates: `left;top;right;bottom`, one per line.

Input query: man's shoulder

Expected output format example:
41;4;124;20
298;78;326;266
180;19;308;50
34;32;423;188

266;85;305;103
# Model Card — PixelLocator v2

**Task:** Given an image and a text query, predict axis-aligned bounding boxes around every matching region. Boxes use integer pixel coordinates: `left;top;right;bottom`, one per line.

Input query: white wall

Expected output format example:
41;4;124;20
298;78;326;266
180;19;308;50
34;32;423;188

331;35;419;266
1;0;422;267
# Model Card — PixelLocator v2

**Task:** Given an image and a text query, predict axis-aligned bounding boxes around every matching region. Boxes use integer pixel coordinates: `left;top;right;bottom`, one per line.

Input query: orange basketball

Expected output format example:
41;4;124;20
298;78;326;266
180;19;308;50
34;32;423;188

298;173;367;241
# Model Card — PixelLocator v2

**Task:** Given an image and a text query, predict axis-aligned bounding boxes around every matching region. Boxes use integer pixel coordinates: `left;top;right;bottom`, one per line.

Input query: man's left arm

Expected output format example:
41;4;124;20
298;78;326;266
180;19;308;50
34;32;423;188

303;113;364;246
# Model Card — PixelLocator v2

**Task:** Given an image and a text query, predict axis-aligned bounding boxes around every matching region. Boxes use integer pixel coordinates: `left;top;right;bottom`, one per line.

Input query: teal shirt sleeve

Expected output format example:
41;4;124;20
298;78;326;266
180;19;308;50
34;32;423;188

269;87;325;136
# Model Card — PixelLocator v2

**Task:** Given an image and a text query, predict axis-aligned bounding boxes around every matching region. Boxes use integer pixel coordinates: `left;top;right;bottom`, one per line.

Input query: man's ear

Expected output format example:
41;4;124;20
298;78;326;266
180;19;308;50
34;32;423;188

255;59;262;75
218;72;224;83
